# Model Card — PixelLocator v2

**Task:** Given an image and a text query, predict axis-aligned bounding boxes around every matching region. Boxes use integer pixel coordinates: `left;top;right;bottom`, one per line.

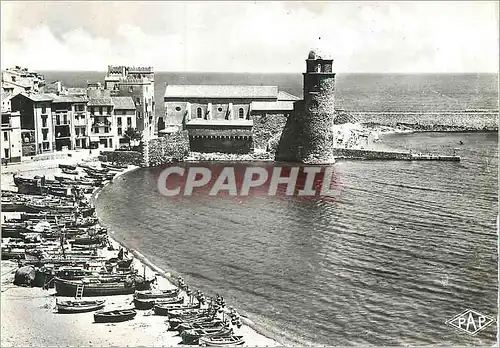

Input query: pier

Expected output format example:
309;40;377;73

333;148;461;161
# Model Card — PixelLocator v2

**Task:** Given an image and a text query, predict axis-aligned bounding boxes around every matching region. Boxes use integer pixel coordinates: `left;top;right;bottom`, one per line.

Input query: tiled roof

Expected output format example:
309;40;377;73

111;96;135;109
277;90;301;101
67;87;87;95
17;92;53;102
186;119;253;127
165;85;278;99
251;101;295;111
88;97;113;106
50;94;88;103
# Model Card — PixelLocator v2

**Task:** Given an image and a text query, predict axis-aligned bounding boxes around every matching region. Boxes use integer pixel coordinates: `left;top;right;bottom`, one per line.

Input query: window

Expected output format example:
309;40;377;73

4;149;9;158
118;117;122;126
56;115;60;125
90;107;95;114
42;129;48;141
76;139;81;147
75;129;80;137
175;106;181;112
41;104;46;114
217;107;223;112
127;117;132;126
105;127;109;133
43;142;49;150
238;108;244;119
316;64;321;72
107;106;112;114
3;132;7;141
99;106;103;115
118;128;122;136
196;107;202;118
63;115;68;124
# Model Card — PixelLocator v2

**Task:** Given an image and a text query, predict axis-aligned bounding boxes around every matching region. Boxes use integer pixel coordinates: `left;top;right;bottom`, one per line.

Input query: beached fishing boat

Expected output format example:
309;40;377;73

181;327;233;345
56;299;105;313
59;164;77;171
168;315;219;331
176;320;228;334
153;302;201;315
134;295;184;310
101;162;127;170
134;287;180;299
167;308;213;318
70;235;106;246
61;168;79;175
198;335;245;346
94;309;136;323
54;276;151;296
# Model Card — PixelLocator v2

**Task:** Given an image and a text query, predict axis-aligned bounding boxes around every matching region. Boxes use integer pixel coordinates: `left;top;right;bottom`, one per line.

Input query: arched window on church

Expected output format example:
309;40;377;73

238;108;244;119
196;107;203;118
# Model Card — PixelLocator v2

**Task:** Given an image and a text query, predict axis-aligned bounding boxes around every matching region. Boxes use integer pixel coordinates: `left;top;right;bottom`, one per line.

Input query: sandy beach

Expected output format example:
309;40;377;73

1;158;280;347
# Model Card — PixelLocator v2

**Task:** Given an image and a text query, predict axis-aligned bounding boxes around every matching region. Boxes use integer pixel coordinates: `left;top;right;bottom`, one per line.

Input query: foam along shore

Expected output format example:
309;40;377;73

1;159;280;347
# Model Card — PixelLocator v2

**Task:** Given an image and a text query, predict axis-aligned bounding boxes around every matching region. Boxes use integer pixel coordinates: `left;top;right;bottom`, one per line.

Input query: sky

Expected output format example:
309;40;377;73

1;1;499;73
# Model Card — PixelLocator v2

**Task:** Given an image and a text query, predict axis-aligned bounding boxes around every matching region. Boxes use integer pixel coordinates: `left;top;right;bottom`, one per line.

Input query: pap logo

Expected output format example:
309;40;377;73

446;309;496;335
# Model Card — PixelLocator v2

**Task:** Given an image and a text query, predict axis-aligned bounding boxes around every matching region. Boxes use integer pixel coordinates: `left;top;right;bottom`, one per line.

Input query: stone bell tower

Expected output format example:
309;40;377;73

301;50;336;163
276;50;336;164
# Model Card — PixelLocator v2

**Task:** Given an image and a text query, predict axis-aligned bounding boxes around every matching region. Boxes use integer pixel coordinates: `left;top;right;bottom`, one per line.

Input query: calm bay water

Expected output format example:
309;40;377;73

96;132;498;346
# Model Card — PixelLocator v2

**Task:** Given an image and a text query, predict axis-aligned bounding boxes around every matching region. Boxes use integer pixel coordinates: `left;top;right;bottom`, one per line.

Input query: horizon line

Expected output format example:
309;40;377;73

28;70;500;75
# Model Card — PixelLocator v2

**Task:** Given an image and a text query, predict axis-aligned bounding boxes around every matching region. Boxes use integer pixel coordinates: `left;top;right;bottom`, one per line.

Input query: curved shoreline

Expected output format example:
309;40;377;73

91;165;283;346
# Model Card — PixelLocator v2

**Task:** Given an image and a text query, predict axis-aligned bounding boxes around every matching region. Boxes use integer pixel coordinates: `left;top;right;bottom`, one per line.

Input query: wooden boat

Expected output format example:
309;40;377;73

54;277;151;297
59;164;77;170
133;295;184;310
61;168;78;175
83;170;106;179
177;320;228;334
70;235;105;246
153;302;201;315
167;308;212;318
198;335;245;346
94;309;136;323
181;327;233;345
168;315;219;331
134;288;180;299
102;163;127;170
56;299;105;313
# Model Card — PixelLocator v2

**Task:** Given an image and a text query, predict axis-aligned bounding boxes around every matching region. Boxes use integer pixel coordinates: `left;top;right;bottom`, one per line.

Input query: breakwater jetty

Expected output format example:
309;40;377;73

333;148;461;161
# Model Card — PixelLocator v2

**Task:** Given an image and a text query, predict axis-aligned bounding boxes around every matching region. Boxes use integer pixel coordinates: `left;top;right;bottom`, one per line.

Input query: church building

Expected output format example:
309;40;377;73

162;85;300;153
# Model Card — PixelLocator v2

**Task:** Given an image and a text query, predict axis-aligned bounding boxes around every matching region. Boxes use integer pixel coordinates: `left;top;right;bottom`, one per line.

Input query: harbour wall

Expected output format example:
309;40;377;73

350;111;498;130
333;148;460;161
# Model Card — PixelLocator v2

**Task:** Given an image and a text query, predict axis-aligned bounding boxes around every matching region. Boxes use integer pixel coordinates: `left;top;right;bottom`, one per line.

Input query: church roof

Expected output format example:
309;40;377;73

251;101;295;111
277;90;301;101
165;85;278;99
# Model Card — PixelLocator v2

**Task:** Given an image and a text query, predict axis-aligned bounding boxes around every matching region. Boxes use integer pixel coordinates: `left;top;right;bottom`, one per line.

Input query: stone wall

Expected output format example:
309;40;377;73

275;101;304;162
351;111;498;130
251;112;287;150
147;131;190;166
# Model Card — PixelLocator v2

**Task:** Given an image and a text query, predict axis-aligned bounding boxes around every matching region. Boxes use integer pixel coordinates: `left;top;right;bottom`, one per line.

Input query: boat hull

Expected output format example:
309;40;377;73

57;300;105;313
94;309;137;323
54;278;149;297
